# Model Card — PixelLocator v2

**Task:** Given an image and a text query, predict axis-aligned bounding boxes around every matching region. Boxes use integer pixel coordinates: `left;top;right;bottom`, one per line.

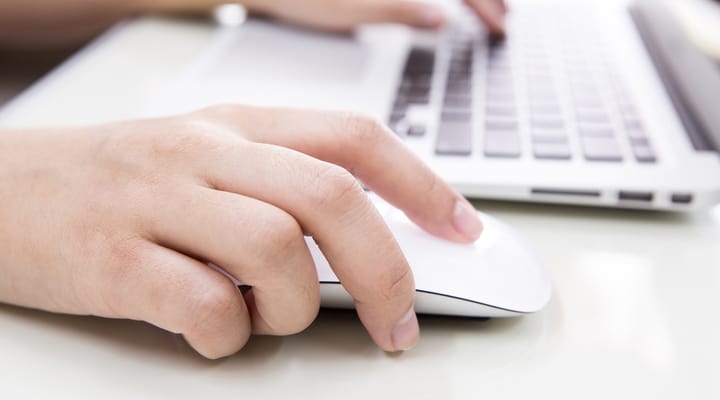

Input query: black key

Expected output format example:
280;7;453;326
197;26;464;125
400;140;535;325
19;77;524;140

581;136;623;161
407;124;427;137
406;94;430;104
389;110;405;124
442;110;472;122
446;79;472;92
436;121;473;155
404;48;435;76
443;96;472;109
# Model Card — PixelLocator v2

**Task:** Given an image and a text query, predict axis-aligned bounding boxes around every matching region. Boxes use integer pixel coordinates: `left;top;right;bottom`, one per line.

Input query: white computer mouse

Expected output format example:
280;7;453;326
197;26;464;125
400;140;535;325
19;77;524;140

307;197;552;317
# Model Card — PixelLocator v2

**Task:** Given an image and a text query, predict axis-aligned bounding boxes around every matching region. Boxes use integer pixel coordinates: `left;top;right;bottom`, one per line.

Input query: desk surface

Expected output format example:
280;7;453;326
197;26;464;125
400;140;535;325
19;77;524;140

1;15;720;400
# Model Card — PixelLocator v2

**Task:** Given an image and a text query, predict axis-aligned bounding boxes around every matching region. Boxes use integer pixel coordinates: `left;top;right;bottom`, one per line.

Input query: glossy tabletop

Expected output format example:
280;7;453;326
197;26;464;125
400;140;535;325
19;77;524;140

1;13;719;400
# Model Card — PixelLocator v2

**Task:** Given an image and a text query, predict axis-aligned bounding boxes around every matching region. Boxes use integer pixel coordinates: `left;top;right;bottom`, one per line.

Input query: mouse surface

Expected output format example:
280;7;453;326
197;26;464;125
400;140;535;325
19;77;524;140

306;198;552;317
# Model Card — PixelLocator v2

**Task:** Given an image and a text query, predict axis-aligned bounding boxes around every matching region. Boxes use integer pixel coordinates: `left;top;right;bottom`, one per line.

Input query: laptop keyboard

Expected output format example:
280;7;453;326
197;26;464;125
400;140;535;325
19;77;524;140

389;8;657;164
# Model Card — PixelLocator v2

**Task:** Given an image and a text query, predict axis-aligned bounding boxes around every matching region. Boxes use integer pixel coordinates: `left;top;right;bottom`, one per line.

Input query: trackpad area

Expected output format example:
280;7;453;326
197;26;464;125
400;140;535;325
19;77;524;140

147;20;410;119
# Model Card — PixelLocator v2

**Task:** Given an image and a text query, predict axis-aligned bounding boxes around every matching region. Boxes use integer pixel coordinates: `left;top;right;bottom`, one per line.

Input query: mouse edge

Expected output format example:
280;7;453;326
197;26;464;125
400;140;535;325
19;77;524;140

318;281;551;318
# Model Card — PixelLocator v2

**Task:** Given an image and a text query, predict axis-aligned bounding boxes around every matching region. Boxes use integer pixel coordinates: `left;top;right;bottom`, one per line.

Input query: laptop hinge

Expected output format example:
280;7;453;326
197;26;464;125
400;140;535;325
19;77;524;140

630;0;720;154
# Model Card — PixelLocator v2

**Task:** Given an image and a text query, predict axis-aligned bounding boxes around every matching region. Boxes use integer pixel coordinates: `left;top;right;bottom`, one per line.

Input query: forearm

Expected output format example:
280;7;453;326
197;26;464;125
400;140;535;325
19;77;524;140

0;0;268;50
0;0;144;49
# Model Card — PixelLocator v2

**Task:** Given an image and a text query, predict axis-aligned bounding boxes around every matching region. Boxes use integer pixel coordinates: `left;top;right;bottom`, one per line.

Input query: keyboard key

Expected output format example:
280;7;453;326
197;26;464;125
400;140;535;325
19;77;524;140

405;49;435;76
581;136;623;161
532;129;568;142
389;110;405;124
624;118;643;130
484;133;522;158
446;81;472;95
443;96;472;109
532;117;565;130
626;127;647;142
442;110;472;122
574;96;604;108
486;89;514;102
407;124;427;137
533;141;572;160
632;143;657;163
578;124;615;137
485;104;516;117
531;102;562;115
436;121;473;155
576;111;610;124
389;119;408;136
486;118;518;131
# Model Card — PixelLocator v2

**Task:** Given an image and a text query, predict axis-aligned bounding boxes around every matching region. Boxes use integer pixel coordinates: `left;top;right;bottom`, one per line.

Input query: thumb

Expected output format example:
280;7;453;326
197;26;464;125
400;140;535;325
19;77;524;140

358;0;447;29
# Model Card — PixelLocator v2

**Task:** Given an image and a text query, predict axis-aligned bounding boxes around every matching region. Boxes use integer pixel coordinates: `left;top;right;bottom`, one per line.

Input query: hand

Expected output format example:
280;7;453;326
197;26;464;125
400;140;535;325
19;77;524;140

0;0;506;49
152;0;508;36
0;106;483;358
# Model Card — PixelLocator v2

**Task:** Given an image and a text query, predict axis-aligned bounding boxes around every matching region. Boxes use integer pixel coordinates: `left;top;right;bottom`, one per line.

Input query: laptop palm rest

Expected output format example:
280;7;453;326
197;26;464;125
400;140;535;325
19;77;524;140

147;20;410;120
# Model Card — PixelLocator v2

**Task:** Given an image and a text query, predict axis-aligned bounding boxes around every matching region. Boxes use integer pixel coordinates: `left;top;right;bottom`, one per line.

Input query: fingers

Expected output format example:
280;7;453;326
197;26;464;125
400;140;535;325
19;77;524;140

465;0;507;37
148;184;321;337
196;140;419;352
241;0;447;32
197;106;483;244
354;0;447;29
105;240;251;359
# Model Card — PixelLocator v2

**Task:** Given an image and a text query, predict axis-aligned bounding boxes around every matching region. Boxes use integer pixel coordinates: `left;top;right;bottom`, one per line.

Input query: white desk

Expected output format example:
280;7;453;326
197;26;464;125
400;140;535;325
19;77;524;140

1;16;720;400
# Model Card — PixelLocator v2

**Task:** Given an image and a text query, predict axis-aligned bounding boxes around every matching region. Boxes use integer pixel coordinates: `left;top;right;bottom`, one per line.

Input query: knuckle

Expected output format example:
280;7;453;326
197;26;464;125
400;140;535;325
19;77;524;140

110;117;229;164
378;264;414;304
149;120;227;160
199;103;249;121
250;207;304;270
106;237;146;282
337;113;387;150
186;283;240;335
308;163;365;211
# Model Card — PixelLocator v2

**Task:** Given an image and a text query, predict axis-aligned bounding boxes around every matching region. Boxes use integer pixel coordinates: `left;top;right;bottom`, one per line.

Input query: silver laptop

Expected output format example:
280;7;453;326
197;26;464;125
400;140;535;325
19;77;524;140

143;0;720;211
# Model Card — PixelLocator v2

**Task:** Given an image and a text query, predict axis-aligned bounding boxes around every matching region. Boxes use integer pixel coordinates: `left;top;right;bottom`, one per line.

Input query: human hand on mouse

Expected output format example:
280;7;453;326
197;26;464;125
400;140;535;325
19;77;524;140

0;105;483;359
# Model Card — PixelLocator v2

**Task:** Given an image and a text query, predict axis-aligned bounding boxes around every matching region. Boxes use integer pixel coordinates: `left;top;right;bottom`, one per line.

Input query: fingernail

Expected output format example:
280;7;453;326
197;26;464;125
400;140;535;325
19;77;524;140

418;6;445;28
453;199;484;240
391;307;419;351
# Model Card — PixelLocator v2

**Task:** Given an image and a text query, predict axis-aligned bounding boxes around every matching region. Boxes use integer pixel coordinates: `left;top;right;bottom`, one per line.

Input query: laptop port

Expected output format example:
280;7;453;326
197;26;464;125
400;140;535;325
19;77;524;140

671;193;693;204
618;191;654;202
531;188;601;197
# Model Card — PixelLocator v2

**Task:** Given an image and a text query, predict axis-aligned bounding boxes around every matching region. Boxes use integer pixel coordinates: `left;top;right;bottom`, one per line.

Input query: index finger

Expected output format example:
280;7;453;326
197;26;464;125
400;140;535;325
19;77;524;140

196;140;419;352
197;106;484;244
465;0;507;37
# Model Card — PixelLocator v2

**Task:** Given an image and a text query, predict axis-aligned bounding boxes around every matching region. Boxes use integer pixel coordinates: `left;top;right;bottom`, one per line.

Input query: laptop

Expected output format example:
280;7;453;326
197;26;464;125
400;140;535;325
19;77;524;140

53;0;720;210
